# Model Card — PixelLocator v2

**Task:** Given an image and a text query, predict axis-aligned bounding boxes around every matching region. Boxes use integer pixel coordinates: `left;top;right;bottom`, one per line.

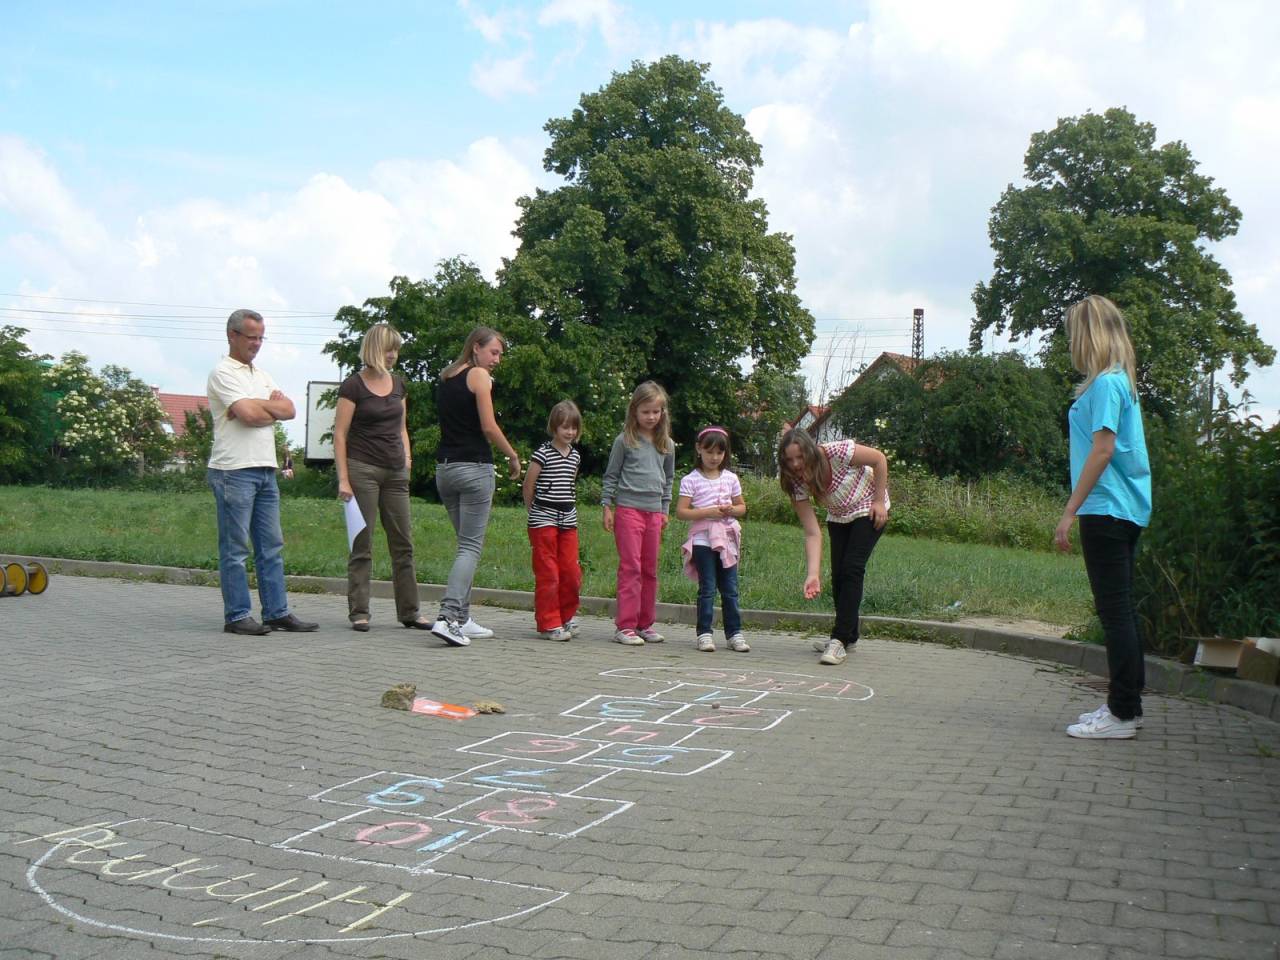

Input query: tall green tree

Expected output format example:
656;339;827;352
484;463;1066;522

324;258;630;493
0;326;53;483
971;107;1273;416
501;55;814;440
832;351;1068;484
734;367;808;471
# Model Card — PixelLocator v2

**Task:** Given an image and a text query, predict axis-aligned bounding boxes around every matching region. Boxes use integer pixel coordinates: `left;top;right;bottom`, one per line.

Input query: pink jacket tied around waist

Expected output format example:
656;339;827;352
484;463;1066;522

681;517;742;580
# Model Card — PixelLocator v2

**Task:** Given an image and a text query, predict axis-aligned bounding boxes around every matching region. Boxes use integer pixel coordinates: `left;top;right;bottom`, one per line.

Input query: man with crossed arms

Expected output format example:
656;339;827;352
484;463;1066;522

206;308;318;635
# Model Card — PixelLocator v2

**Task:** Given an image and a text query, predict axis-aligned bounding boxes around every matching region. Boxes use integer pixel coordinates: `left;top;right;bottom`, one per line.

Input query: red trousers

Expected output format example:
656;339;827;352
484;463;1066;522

529;526;582;631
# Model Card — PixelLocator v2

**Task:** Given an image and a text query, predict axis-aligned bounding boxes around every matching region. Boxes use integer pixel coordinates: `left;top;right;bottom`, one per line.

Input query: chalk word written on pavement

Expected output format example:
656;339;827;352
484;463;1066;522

16;818;566;944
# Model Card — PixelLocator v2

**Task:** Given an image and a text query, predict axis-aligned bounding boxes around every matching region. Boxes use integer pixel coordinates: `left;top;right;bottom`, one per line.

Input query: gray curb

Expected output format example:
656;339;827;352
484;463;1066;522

9;553;1280;724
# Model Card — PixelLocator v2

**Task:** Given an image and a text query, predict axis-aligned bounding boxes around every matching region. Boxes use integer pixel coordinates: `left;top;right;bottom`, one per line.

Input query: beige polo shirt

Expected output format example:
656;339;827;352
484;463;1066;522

206;355;280;470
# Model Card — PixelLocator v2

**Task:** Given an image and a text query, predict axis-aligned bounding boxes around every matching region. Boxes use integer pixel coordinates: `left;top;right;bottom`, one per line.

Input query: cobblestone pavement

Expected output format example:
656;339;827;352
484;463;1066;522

1;575;1278;960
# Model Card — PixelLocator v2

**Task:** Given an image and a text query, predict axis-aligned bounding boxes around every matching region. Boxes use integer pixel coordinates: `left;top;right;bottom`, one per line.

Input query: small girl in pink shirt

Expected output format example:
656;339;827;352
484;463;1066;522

677;427;748;652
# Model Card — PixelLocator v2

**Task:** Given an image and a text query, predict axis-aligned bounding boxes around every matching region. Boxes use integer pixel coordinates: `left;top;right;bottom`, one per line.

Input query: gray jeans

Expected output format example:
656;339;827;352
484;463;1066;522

435;461;495;623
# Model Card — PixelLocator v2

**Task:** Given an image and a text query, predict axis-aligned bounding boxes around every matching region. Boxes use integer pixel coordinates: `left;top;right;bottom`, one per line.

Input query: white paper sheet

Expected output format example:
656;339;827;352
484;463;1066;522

344;497;366;551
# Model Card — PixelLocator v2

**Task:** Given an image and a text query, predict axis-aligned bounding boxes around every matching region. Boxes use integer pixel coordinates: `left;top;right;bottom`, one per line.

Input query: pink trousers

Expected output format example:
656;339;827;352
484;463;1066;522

613;506;663;630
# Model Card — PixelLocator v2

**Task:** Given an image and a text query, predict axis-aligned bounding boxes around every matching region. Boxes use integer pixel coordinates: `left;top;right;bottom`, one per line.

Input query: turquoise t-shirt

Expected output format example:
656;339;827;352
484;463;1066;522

1068;370;1152;527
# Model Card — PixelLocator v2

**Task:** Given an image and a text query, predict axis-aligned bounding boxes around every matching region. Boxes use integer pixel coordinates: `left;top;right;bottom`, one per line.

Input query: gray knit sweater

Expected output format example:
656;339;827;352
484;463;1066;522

600;433;675;514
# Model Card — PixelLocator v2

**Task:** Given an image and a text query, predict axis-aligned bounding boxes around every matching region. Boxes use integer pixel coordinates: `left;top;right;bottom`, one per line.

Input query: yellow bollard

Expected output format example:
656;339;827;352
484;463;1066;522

24;561;48;595
1;562;26;596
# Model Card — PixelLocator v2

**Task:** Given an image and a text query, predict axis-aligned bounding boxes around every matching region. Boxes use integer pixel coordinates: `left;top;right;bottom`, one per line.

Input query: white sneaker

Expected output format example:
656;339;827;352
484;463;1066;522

1067;705;1137;739
430;619;470;647
1077;704;1144;729
818;639;847;665
539;626;570;641
613;629;644;646
728;633;750;653
639;627;665;644
696;633;715;652
460;618;493;639
566;617;581;638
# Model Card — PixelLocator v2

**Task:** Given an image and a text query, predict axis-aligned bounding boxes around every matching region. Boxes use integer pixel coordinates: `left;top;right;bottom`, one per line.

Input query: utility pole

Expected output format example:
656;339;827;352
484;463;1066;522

911;308;924;363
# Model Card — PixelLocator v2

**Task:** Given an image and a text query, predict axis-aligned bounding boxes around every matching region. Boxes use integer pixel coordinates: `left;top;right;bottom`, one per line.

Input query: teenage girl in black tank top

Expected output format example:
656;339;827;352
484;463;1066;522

427;328;522;647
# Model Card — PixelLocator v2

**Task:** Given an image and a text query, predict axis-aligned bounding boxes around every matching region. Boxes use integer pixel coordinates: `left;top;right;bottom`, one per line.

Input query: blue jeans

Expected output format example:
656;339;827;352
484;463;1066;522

435;461;495;623
691;545;741;637
208;467;289;624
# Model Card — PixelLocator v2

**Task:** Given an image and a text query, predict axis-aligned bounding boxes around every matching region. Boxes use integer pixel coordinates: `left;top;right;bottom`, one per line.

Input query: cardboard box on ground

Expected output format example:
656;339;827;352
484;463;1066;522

1192;636;1280;684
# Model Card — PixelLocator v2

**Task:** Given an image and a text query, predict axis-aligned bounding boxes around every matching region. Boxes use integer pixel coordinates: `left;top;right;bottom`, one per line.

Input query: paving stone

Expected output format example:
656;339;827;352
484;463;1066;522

0;575;1276;959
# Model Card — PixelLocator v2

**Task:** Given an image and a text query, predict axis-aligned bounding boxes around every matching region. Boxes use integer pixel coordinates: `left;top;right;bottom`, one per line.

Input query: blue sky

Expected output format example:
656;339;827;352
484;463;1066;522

3;0;1278;439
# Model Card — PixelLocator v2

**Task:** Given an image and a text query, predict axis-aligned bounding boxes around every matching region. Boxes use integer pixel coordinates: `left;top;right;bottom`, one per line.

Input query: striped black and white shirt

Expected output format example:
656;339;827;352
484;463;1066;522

528;441;580;529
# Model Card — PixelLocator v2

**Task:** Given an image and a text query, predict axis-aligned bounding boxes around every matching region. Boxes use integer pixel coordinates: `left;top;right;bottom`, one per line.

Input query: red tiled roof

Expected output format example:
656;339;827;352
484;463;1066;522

154;391;209;437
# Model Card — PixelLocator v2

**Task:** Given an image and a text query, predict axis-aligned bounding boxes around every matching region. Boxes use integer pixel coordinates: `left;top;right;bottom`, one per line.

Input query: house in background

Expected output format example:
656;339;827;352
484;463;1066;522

787;351;920;442
152;390;210;468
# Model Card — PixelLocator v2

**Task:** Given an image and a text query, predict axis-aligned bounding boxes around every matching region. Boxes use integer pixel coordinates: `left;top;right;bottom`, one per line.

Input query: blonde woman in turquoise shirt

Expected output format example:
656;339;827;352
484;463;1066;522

1055;296;1152;740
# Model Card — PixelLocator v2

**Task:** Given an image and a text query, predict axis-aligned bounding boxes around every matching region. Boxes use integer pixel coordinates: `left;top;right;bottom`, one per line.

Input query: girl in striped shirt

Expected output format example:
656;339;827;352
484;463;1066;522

523;400;584;641
778;427;889;666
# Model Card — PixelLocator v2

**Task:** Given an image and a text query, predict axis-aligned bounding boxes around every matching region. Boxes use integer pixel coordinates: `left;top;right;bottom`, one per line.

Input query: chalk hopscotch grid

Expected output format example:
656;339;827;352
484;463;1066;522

17;664;871;944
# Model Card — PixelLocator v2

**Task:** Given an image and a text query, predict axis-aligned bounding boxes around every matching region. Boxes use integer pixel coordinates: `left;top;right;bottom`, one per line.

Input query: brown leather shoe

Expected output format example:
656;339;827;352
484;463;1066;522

224;617;271;636
264;613;319;632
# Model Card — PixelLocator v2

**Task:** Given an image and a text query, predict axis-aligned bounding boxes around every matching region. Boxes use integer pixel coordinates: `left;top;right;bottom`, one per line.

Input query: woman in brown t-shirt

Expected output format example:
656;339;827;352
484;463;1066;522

334;323;428;631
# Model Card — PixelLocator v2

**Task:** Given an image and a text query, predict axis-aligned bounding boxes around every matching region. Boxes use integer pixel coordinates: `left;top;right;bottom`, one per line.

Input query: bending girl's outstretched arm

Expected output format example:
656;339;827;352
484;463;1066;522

467;366;522;480
1055;429;1116;551
848;442;889;529
791;496;824;599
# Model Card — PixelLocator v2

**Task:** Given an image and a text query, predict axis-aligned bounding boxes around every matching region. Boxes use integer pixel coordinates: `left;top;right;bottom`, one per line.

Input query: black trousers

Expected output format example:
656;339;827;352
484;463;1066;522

1079;514;1144;721
827;517;883;647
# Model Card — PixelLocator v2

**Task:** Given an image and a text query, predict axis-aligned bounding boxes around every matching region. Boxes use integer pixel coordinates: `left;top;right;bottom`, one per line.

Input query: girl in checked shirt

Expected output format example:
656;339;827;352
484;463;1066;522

777;427;889;666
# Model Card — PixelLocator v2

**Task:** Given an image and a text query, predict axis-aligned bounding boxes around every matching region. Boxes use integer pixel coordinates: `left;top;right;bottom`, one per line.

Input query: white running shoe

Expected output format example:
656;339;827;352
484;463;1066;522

638;627;665;644
430;619;470;647
696;633;715;652
566;617;581;638
613;629;644;646
1067;705;1137;739
728;633;750;653
1077;704;1144;729
818;639;847;665
460;618;494;639
815;638;854;654
539;626;570;641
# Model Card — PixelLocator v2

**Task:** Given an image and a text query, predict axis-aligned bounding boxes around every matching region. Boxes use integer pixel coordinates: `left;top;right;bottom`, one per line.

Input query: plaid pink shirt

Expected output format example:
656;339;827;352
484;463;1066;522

791;439;887;523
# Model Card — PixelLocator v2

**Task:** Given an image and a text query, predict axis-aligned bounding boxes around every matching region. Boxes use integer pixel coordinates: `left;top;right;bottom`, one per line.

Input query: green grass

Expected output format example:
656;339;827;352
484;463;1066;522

0;486;1093;625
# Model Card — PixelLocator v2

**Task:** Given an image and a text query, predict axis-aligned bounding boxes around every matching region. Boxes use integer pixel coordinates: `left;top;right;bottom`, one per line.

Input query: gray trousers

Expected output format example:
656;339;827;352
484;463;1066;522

435;461;495;623
347;457;420;623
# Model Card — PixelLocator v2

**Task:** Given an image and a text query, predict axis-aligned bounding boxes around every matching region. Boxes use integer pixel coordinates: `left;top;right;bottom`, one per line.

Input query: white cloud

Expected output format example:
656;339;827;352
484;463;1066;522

471;52;537;98
0;136;111;257
538;0;626;49
458;0;531;45
667;3;1280;422
3;137;542;442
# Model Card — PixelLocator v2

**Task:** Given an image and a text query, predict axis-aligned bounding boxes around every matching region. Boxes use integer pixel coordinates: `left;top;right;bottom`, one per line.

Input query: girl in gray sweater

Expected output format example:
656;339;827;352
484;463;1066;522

602;381;675;645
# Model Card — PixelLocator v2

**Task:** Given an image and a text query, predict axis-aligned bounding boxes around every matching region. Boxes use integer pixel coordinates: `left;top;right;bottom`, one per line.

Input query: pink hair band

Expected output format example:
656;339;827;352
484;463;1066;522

697;426;729;441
